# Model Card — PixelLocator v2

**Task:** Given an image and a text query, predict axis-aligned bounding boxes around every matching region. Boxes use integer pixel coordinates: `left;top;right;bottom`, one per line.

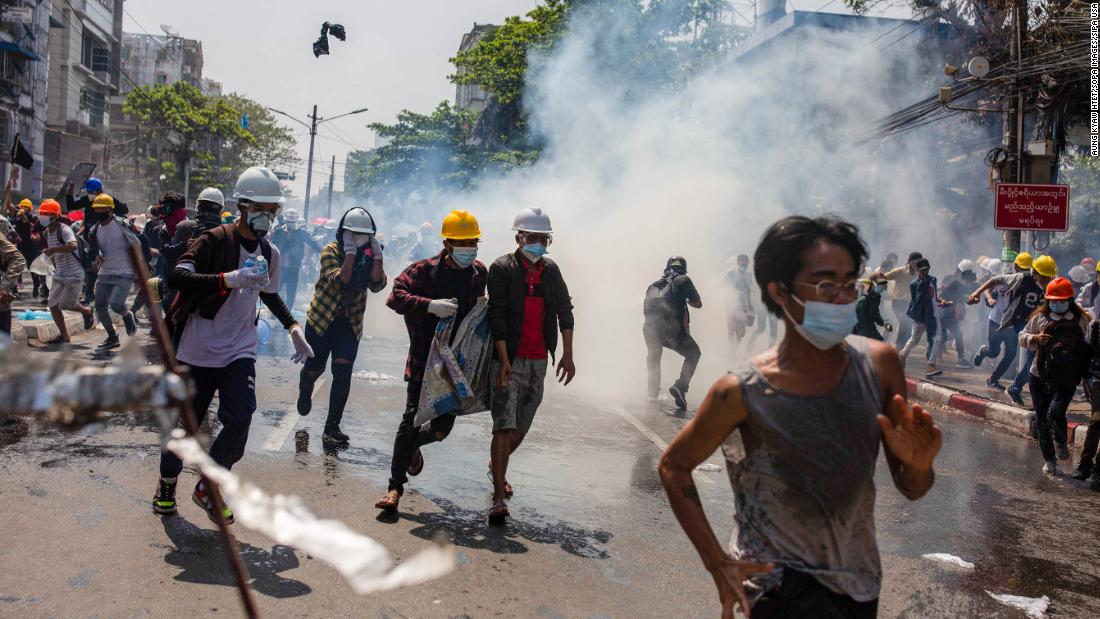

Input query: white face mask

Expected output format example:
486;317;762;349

352;233;372;247
38;215;52;227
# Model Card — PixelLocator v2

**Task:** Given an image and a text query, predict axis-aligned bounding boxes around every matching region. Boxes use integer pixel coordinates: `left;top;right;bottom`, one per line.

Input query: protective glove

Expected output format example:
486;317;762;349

223;266;268;289
289;325;314;364
427;298;458;318
341;230;358;254
370;234;384;258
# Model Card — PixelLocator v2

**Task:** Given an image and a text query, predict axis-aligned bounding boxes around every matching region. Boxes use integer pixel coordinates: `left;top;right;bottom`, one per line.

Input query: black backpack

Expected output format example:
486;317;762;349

643;275;678;322
56;226;93;270
1037;317;1090;384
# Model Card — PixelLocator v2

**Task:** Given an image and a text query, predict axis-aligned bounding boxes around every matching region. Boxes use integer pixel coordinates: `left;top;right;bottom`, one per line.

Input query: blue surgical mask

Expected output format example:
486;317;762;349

1049;301;1070;315
521;244;548;262
783;293;858;350
451;247;477;268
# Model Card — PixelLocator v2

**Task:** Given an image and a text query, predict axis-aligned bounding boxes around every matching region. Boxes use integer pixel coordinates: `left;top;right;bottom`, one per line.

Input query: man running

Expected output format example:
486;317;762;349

486;207;575;523
37;199;95;343
86;194;145;349
643;256;702;409
270;207;321;306
723;254;755;355
898;258;945;378
297;207;387;444
659;215;940;618
880;252;921;347
152;167;313;523
375;210;487;513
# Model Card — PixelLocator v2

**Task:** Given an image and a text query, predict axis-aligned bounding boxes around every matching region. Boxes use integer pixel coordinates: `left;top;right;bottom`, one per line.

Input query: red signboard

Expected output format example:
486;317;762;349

994;183;1071;231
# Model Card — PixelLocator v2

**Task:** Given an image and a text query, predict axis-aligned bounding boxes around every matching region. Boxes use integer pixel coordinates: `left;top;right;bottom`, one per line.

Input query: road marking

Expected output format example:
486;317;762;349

612;406;715;485
263;379;325;452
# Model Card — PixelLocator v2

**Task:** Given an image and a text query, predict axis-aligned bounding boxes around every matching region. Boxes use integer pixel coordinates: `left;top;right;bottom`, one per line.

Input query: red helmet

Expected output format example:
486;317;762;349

1044;277;1074;301
38;199;62;216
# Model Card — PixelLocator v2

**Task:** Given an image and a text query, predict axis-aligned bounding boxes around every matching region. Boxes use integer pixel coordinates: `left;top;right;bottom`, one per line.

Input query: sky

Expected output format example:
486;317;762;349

121;1;911;201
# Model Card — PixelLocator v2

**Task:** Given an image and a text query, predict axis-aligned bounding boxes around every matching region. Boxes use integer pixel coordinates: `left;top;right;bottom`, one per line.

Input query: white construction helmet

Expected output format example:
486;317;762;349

283;208;301;223
197;187;225;208
957;259;974;273
512;206;552;233
232;167;285;204
340;207;376;234
984;258;1002;274
1069;264;1090;284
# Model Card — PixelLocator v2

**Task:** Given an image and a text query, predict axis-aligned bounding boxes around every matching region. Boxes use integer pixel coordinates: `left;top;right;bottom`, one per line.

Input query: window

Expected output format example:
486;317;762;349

81;31;110;73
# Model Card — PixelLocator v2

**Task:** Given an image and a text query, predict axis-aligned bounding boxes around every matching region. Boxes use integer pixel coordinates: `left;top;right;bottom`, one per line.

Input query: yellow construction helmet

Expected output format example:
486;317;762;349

91;193;115;210
1013;251;1033;270
1032;255;1057;278
440;209;480;240
18;198;32;211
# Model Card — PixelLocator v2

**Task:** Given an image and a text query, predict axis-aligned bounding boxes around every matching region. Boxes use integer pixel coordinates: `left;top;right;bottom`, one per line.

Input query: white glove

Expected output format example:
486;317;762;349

289;325;314;364
370;234;384;258
224;267;268;289
428;298;458;318
341;230;358;254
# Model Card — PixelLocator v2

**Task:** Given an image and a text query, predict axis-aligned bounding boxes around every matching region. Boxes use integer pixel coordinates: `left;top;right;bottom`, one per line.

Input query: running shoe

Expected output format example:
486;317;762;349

1071;466;1092;481
97;334;120;349
323;425;349;444
925;369;943;378
955;361;973;369
296;384;312;416
152;478;177;515
1042;461;1060;476
82;312;94;330
1056;443;1070;460
973;346;988;368
123;313;136;336
192;482;234;525
669;385;687;410
985;379;1004;390
1006;388;1024;406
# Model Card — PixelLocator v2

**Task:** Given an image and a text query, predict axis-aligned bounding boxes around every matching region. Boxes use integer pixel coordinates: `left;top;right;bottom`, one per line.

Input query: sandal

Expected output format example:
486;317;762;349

374;490;400;512
408;448;424;477
487;464;513;498
488;501;510;524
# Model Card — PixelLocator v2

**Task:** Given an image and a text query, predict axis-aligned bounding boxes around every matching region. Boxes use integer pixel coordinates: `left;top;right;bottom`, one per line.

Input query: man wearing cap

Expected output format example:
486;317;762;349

375;210;487;513
968;252;1054;403
86;193;145;349
37;199;95;343
297;207;386;444
153;167;314;523
486;207;575;523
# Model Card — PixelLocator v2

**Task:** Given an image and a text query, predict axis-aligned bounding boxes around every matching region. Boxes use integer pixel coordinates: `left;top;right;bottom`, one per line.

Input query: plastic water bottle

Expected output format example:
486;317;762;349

239;254;269;294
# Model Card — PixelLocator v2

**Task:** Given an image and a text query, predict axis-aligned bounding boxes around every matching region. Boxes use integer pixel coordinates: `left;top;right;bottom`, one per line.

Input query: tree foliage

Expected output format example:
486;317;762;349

1050;155;1100;261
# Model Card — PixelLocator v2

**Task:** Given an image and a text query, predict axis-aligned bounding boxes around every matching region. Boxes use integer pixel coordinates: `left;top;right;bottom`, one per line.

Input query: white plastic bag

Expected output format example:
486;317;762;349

29;254;54;276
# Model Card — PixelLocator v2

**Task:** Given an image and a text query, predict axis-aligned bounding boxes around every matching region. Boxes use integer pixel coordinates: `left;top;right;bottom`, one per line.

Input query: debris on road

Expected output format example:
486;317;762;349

921;553;975;569
694;463;722;473
985;591;1050;618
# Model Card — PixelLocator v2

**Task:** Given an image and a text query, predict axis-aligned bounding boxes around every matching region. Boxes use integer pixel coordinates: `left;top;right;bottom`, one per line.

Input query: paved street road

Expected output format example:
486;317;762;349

2;325;1099;617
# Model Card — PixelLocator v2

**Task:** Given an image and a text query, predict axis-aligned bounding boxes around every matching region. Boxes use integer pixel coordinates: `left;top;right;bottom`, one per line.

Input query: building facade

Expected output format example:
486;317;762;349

0;0;55;200
454;23;494;113
119;31;202;92
43;0;123;195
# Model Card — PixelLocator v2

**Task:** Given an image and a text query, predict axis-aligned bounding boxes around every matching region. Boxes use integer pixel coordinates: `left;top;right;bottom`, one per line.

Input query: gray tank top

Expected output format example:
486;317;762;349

722;336;883;602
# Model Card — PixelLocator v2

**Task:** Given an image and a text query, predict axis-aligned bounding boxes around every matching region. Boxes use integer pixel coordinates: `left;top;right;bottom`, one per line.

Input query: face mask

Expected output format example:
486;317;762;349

38;215;52;227
521;243;548;262
451;247;477;268
246;211;272;236
352;233;372;247
874;284;887;294
738;265;748;273
782;292;858;351
1049;301;1070;315
97;210;113;222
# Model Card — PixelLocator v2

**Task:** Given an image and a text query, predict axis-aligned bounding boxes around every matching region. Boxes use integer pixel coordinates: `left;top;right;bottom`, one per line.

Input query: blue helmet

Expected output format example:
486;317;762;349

84;177;103;193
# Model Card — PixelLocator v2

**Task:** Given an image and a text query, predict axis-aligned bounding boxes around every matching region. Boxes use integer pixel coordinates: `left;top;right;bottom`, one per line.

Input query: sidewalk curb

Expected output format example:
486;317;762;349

11;312;124;343
905;377;1090;445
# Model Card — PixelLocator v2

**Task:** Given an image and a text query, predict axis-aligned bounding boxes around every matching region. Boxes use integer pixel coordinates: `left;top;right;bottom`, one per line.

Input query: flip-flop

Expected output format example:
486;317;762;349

408;448;424;476
486;465;513;498
374;492;400;512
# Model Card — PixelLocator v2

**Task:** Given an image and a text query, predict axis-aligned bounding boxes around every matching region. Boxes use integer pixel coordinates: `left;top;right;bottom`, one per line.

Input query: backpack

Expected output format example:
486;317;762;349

56;226;93;270
1037;317;1089;384
1009;276;1044;328
643;275;678;322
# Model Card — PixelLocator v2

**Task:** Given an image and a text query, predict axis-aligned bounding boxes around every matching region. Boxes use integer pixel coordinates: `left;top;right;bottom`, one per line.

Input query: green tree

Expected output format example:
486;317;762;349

219;93;300;175
1050;155;1100;261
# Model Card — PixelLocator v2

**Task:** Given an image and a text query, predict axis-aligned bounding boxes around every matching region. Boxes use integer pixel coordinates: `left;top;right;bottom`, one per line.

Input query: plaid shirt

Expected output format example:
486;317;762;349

306;242;385;340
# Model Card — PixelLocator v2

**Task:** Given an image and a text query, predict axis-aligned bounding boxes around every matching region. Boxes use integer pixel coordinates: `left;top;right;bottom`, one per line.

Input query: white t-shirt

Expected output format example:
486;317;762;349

94;219;134;277
176;243;281;368
46;223;84;279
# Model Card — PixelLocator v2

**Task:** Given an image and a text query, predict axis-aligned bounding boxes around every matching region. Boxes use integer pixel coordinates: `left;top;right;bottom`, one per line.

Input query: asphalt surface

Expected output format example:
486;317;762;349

2;317;1100;618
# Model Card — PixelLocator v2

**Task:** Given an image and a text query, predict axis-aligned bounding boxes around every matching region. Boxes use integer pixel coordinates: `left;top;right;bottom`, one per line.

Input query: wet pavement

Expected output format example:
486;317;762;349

1;323;1099;617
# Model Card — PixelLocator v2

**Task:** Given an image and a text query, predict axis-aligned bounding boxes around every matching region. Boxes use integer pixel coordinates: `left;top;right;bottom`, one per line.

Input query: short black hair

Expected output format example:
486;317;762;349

915;258;931;270
907;251;923;263
160;192;185;211
754;215;868;316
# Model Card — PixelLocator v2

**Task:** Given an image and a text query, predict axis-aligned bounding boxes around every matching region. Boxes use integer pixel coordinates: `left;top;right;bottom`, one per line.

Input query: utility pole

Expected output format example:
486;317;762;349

1002;0;1028;255
326;154;336;219
303;105;319;222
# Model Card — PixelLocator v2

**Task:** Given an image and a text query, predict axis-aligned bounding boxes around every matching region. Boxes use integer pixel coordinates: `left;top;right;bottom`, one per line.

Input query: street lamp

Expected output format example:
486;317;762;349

267;105;369;221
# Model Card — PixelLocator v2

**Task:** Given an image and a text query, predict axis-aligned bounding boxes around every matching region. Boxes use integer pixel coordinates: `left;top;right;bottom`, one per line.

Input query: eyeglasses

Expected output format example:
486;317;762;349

520;233;552;246
793;279;860;301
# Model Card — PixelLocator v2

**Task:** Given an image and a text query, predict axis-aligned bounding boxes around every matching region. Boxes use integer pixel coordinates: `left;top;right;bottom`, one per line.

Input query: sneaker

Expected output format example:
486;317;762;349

82;312;94;330
123;313;136;336
955;361;973;369
925;369;944;378
152;478;178;515
97;334;120;349
1042;461;1060;476
1071;467;1092;481
973;346;988;368
192;482;234;525
1007;388;1024;406
1056;443;1070;460
323;425;349;444
296;385;312;416
669;385;687;410
986;379;1004;390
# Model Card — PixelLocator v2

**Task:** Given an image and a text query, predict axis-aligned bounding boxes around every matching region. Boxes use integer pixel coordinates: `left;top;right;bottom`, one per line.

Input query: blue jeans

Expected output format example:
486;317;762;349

985;322;1020;383
94;274;134;337
1010;348;1036;394
159;358;257;478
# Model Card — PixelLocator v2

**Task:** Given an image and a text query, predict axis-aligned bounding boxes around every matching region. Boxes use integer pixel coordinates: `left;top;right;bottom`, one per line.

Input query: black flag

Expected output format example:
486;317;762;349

312;22;346;58
10;133;33;170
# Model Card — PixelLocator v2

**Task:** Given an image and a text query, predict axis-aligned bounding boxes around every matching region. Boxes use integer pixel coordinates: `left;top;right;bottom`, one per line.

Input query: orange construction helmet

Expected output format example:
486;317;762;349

38;199;62;216
1044;277;1074;300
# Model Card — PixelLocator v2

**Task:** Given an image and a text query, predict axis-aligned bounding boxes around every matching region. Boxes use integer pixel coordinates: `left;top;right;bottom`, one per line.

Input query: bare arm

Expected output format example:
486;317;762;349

868;340;940;499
